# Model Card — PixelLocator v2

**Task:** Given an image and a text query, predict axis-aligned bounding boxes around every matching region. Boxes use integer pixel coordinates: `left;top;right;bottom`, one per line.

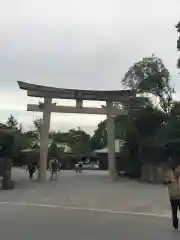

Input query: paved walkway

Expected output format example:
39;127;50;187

0;168;171;216
1;168;179;239
0;203;177;240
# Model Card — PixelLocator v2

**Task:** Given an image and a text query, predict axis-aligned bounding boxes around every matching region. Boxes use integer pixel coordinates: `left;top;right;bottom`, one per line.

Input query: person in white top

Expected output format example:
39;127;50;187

164;162;180;229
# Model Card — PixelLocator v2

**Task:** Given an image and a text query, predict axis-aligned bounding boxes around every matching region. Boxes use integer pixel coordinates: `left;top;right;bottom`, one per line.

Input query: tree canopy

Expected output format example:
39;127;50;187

52;128;92;154
33;118;43;135
6;115;18;129
176;21;180;68
122;56;174;113
91;50;179;179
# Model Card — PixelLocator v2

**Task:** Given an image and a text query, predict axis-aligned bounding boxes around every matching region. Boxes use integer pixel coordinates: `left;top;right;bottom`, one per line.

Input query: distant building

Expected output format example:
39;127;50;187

94;139;125;170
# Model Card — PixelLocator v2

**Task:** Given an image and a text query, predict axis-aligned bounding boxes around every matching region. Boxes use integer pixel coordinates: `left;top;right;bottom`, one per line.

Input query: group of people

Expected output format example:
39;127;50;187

25;159;180;230
26;159;84;180
26;158;61;181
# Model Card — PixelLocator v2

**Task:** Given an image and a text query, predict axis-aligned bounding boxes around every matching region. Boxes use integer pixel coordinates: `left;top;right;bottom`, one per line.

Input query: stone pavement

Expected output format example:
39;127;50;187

1;168;179;239
0;168;171;216
0;203;178;240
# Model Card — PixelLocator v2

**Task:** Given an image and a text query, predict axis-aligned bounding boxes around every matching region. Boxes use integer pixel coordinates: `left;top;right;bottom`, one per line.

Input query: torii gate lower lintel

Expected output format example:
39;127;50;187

18;81;135;182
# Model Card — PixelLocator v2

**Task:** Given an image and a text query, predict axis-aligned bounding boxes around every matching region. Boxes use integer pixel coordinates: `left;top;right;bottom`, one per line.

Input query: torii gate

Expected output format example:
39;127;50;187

17;81;134;182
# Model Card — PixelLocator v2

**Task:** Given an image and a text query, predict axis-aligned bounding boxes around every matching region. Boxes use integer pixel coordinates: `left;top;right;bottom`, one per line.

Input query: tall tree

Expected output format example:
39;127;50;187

91;120;107;150
67;128;91;154
91;97;153;151
49;141;59;158
122;56;174;113
33;118;43;135
6;115;18;129
176;21;180;68
52;131;70;143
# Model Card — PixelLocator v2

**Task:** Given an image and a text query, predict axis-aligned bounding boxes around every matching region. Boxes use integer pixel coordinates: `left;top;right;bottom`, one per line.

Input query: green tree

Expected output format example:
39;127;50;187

154;101;180;161
122;56;174;113
91;97;152;151
176;21;180;68
159;102;180;142
118;56;178;180
33;118;43;135
6;115;18;129
68;128;91;154
91;120;107;150
52;131;70;143
118;103;165;177
49;141;59;158
51;128;92;155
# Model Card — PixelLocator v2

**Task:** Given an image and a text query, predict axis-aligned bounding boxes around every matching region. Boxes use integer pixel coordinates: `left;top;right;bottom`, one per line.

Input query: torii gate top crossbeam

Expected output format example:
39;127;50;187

18;81;135;101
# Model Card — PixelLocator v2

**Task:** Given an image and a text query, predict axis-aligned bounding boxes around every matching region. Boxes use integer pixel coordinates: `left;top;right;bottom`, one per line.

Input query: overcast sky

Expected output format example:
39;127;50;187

0;0;180;134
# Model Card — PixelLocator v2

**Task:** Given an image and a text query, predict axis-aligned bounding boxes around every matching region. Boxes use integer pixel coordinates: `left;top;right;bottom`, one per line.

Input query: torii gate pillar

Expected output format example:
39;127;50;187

106;101;116;180
38;98;52;182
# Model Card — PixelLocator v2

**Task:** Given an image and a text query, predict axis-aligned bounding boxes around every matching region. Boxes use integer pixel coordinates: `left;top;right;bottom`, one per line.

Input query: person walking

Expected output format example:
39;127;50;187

58;161;62;172
75;161;83;173
75;162;79;173
50;158;58;181
78;161;83;173
164;162;180;229
27;163;36;180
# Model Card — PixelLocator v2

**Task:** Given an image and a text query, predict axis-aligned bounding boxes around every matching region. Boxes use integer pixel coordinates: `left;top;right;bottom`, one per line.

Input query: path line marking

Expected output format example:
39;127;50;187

0;201;171;218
